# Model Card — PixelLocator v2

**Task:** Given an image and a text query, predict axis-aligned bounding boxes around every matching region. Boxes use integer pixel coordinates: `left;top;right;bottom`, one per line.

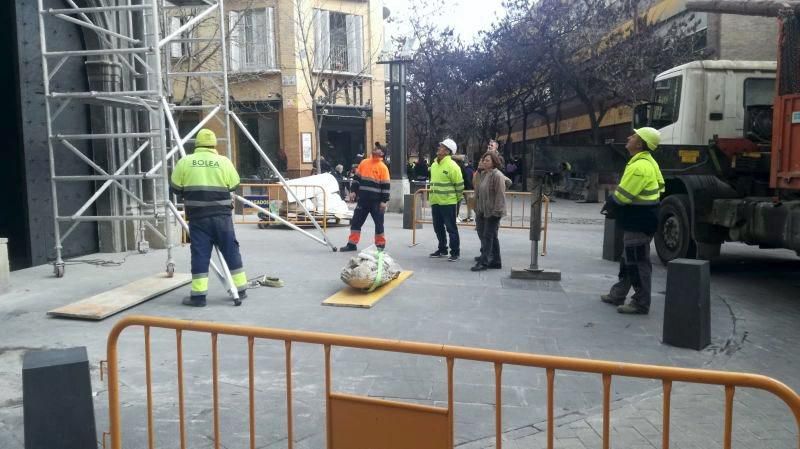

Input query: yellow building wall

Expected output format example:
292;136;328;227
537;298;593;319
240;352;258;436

509;105;633;143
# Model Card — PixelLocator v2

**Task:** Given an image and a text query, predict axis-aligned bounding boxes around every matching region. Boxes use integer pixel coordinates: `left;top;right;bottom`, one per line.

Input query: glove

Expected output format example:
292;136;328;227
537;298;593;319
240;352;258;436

601;196;618;219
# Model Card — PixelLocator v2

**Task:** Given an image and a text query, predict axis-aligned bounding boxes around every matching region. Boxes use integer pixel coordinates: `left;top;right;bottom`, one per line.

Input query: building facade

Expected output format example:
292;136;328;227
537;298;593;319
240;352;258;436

170;0;387;179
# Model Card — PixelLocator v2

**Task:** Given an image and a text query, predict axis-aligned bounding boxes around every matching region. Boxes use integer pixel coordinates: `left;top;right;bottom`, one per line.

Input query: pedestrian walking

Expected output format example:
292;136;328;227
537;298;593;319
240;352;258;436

170;128;248;307
471;151;507;271
600;127;665;314
428;138;465;261
339;145;390;252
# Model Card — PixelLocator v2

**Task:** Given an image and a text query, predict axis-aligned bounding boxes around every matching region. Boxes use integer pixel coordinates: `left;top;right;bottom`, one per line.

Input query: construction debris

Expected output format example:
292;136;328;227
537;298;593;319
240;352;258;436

340;247;402;291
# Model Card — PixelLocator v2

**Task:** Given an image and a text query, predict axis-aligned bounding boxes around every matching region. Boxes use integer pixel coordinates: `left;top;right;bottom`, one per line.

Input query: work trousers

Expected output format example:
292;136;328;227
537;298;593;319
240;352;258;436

348;200;386;247
189;214;247;298
431;204;460;255
476;213;501;266
608;231;653;311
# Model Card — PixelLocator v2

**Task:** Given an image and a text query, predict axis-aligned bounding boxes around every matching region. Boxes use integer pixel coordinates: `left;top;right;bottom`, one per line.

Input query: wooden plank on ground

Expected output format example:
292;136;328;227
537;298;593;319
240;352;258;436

322;271;413;309
48;273;192;320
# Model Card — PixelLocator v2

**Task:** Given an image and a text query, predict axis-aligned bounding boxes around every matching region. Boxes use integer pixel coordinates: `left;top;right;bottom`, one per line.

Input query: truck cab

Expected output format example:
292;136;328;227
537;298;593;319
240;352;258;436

631;60;800;263
636;60;776;146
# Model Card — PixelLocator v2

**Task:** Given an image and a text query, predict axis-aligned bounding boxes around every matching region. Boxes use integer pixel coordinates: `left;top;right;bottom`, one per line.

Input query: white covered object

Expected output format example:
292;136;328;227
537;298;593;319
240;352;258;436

340;247;402;291
283;173;351;218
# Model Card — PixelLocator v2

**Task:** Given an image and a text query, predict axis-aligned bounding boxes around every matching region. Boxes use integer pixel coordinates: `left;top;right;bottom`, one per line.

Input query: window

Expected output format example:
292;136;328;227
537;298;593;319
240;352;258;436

652;76;682;127
313;9;364;73
744;78;774;107
229;8;277;72
169;16;192;59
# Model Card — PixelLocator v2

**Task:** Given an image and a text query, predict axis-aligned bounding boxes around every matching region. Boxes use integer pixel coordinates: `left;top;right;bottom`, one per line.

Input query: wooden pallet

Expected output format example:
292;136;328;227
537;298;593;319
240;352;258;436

322;271;414;308
48;273;191;320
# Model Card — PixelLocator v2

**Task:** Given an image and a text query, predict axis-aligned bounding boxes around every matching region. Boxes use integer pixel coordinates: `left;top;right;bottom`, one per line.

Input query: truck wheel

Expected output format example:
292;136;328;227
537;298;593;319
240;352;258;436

655;194;696;264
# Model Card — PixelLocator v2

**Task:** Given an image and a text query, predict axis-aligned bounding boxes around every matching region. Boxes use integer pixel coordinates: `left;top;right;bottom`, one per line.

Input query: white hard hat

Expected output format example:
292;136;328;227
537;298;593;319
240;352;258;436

440;138;457;154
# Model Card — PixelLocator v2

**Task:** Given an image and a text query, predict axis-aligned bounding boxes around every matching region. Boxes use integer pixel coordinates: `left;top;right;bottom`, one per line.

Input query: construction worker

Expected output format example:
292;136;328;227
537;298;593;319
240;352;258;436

170;128;247;307
339;145;390;252
601;127;665;314
428;138;465;261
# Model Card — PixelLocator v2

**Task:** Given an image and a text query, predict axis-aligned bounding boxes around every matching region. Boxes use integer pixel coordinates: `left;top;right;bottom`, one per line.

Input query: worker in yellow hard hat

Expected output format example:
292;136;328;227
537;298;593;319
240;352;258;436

600;127;665;314
170;128;248;307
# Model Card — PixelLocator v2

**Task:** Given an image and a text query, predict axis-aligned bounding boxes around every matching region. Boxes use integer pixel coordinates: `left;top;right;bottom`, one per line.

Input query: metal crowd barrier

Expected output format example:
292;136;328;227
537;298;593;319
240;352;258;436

105;315;800;449
411;189;550;254
236;183;330;231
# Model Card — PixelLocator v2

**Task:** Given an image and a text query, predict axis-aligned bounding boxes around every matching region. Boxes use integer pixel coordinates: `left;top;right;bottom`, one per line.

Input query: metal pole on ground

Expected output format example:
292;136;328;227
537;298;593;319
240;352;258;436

510;181;561;280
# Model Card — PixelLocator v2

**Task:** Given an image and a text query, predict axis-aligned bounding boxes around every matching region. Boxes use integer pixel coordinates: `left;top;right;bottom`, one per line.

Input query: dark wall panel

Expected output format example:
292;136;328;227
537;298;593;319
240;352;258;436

15;0;98;267
1;0;30;269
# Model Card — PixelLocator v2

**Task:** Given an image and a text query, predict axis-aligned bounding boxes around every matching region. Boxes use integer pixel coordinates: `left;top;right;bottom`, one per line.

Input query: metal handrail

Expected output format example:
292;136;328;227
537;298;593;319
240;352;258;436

411;189;551;250
106;315;800;449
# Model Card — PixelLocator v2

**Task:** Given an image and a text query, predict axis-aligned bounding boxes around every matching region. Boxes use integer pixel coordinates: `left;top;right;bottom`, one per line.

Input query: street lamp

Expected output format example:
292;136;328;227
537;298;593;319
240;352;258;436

377;54;412;212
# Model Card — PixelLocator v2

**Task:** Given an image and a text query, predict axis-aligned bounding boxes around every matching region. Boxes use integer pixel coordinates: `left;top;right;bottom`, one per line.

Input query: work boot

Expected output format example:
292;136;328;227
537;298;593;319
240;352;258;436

448;253;460;262
429;249;448;258
617;303;648;314
237;290;248;300
474;256;481;262
182;296;206;307
601;294;625;306
339;243;358;252
470;263;487;272
487;262;502;269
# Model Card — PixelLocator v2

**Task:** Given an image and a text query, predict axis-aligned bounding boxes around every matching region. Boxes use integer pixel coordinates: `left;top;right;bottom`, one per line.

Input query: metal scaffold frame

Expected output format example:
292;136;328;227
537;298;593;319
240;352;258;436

37;0;334;280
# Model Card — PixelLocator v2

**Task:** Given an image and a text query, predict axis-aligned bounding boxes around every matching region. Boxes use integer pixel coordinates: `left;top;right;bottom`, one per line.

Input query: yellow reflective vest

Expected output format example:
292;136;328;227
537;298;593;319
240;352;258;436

429;155;464;206
613;151;665;206
170;147;240;219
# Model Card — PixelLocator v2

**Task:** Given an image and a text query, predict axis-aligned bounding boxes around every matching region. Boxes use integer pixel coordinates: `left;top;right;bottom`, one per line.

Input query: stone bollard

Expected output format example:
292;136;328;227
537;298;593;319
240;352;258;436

601;218;623;262
23;347;97;449
0;238;9;294
402;194;422;230
663;259;711;350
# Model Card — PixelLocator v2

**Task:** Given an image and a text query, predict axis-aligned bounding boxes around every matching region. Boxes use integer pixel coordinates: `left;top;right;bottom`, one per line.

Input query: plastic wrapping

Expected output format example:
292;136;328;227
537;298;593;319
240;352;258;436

340;246;402;291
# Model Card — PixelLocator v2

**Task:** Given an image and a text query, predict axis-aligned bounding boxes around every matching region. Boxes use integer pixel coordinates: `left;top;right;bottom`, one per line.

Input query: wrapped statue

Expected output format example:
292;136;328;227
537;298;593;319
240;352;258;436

340;246;401;291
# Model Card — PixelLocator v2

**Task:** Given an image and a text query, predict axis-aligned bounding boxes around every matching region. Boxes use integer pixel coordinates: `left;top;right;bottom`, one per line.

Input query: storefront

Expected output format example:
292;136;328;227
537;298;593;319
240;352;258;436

318;105;371;174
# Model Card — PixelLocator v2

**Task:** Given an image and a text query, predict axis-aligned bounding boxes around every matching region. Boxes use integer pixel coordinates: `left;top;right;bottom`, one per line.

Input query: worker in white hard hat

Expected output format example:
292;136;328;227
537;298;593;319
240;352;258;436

428;138;465;261
600;127;665;314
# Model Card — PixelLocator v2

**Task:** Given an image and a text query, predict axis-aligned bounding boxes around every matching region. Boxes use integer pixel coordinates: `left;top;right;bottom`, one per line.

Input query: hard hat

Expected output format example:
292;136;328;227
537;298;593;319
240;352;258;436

439;138;457;154
634;127;660;151
195;128;217;148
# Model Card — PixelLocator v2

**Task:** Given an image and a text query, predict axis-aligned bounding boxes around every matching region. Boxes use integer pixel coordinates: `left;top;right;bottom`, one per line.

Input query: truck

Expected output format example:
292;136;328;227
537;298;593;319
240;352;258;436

629;2;800;263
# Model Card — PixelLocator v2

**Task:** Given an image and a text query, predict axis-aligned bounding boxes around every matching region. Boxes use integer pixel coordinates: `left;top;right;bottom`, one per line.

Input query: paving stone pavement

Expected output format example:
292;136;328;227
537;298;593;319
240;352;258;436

0;200;798;448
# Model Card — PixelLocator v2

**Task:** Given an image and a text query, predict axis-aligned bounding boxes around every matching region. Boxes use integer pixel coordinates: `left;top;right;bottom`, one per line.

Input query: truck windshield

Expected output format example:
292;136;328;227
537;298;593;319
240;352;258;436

652;76;682;128
744;78;774;107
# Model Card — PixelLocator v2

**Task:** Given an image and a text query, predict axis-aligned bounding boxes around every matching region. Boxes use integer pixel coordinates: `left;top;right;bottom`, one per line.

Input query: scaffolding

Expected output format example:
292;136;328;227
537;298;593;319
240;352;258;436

37;0;334;280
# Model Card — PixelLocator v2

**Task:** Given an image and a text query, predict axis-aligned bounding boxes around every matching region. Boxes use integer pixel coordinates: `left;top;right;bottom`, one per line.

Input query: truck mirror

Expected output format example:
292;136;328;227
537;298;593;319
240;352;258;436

632;104;651;129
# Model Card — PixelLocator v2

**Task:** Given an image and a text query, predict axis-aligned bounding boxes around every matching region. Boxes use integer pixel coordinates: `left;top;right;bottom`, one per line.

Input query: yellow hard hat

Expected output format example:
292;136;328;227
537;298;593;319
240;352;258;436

634;127;660;151
195;128;217;148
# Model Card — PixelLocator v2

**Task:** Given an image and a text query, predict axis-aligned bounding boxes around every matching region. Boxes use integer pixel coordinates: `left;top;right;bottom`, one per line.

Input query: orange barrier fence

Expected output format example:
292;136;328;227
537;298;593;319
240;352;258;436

236;183;330;231
412;189;550;255
105;315;800;449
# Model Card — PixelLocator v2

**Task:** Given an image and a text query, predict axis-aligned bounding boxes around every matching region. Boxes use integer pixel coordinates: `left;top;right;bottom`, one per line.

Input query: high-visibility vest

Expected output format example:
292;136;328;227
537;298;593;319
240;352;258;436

352;157;390;202
613;151;665;206
429;155;464;206
170;147;240;219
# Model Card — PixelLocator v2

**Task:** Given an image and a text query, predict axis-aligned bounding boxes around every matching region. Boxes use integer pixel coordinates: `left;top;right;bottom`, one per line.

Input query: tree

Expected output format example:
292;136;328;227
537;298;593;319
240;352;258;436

531;0;704;143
